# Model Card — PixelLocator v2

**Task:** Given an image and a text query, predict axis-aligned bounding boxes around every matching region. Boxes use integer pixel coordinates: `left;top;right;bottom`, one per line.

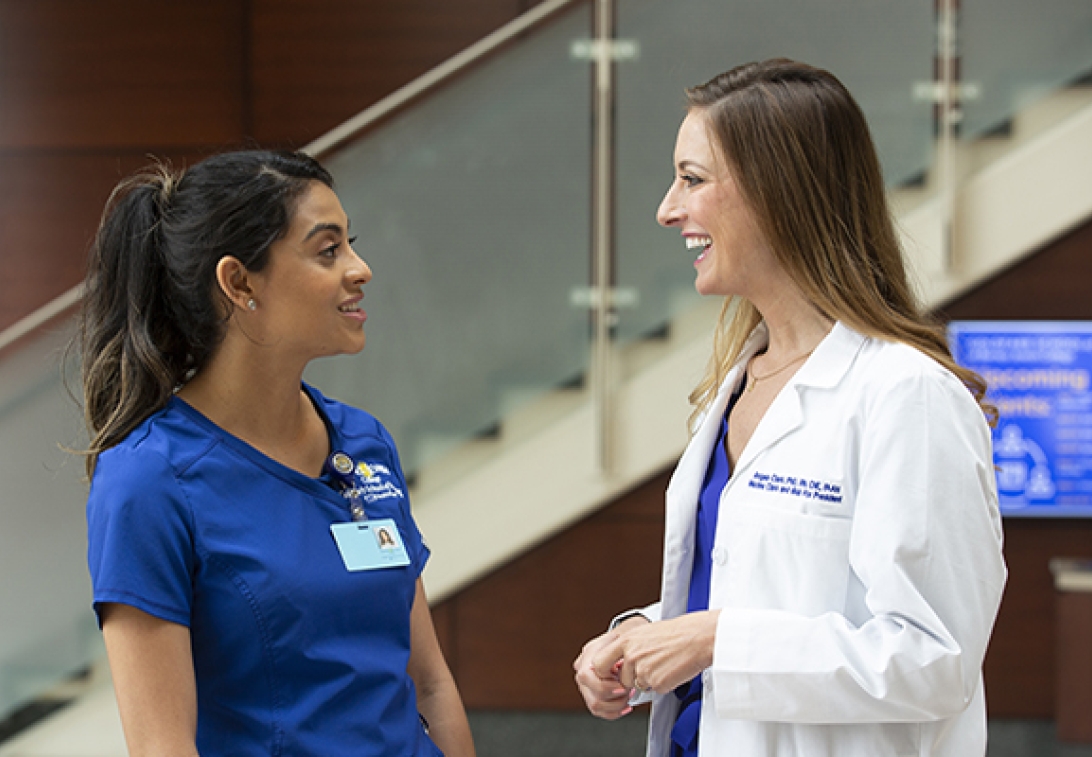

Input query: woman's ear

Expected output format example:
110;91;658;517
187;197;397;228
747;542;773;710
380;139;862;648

215;256;255;312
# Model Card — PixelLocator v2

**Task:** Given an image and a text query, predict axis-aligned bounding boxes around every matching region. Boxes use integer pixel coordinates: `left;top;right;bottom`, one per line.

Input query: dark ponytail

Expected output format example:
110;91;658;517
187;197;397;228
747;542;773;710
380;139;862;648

78;151;333;476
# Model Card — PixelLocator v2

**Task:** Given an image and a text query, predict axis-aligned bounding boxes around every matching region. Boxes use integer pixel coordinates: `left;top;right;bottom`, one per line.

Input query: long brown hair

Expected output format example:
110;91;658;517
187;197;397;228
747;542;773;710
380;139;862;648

683;59;993;427
78;151;333;476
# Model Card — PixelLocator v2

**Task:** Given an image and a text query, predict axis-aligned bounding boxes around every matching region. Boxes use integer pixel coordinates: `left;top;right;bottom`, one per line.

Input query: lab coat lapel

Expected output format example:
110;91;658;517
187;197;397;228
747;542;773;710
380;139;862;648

661;324;768;619
732;322;867;476
730;381;805;476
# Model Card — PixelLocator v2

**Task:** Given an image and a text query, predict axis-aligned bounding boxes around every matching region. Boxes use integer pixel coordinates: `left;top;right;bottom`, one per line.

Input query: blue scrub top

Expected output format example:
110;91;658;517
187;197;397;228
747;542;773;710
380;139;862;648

671;390;739;757
87;384;441;757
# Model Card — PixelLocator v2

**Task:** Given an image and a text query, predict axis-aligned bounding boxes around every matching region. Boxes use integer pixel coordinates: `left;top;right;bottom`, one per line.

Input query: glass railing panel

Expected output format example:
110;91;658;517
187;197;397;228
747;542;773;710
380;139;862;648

0;323;100;719
613;0;935;344
961;0;1092;140
307;2;593;476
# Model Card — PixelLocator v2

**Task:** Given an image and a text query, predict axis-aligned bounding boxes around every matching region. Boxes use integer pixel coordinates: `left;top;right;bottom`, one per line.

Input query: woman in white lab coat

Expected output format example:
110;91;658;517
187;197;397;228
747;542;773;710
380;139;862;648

573;59;1006;757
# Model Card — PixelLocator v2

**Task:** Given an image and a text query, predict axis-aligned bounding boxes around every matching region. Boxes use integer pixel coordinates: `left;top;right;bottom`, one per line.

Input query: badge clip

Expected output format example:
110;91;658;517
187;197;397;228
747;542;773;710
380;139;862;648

325;451;368;521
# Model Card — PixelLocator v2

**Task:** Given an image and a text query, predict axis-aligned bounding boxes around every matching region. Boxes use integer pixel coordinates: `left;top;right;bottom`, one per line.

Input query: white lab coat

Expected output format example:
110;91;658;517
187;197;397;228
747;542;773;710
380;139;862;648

637;321;1006;757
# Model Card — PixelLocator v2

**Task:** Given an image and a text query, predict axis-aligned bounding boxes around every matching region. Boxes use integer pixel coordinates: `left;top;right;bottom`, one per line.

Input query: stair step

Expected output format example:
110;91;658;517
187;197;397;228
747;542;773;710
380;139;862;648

1010;84;1092;145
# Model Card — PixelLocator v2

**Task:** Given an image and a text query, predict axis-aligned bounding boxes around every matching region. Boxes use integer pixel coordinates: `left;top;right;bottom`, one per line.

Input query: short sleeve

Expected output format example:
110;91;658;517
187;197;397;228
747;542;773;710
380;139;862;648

374;423;430;577
86;445;195;628
400;512;431;579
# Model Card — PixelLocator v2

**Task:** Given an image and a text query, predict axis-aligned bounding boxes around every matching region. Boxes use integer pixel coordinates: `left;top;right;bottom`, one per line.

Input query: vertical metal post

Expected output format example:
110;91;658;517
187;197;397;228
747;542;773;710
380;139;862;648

591;0;615;474
937;0;959;271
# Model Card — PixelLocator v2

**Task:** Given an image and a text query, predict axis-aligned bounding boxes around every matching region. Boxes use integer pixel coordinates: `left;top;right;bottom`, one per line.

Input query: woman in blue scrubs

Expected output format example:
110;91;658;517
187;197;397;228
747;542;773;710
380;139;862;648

80;151;476;756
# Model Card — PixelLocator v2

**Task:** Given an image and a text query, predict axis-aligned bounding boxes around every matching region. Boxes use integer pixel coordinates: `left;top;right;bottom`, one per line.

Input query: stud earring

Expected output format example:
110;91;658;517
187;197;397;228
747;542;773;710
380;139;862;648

247;298;257;311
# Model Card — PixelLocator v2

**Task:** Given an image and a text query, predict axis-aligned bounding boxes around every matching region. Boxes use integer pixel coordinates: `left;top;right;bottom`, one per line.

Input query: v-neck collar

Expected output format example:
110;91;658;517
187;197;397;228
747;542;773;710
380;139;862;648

168;383;344;503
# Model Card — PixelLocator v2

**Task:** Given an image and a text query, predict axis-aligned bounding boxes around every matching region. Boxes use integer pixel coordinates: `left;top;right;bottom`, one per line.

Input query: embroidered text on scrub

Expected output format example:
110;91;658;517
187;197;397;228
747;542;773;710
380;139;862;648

325;452;408;521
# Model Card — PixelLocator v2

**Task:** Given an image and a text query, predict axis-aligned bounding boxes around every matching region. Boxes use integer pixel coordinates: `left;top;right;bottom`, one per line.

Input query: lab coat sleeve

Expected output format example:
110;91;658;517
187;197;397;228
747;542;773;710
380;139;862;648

610;602;663;629
708;367;1007;724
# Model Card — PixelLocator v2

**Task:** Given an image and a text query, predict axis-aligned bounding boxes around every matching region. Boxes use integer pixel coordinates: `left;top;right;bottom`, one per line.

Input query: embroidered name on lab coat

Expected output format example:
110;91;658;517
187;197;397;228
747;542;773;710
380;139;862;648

748;471;843;503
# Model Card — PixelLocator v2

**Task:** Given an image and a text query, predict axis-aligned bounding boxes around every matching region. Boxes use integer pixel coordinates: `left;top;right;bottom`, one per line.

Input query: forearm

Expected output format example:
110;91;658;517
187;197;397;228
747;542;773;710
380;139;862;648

593;609;718;696
407;580;476;756
102;604;200;757
417;676;475;757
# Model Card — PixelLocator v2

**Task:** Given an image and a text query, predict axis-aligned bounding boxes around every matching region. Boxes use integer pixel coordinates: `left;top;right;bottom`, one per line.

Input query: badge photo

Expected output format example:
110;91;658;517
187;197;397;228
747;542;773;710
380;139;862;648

375;526;399;550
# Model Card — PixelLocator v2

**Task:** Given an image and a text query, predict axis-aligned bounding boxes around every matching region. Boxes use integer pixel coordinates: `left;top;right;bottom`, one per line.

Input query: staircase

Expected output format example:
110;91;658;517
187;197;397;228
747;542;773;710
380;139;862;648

412;75;1092;601
2;0;1092;747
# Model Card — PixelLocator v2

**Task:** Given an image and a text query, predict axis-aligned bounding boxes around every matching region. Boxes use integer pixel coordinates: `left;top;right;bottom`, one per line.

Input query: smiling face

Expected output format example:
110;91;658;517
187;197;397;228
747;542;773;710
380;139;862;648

656;110;784;301
247;181;372;361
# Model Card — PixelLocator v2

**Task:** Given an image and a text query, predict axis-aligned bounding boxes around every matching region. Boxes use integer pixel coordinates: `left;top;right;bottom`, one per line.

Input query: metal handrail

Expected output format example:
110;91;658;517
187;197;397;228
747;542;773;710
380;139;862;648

304;0;583;158
937;0;958;273
0;0;583;355
0;282;84;353
590;0;615;473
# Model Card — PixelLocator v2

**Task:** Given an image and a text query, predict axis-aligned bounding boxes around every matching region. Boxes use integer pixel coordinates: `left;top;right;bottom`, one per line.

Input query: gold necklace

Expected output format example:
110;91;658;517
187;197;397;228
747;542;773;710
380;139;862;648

746;349;814;392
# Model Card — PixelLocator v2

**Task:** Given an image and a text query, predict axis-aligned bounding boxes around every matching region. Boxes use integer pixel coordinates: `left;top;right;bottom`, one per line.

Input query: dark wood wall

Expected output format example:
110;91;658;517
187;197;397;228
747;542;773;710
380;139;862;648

435;215;1092;716
433;470;669;709
0;0;540;336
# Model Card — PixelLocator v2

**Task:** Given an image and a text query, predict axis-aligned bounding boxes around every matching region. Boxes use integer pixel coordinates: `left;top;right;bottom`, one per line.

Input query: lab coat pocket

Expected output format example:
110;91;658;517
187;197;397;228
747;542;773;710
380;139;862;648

715;503;852;617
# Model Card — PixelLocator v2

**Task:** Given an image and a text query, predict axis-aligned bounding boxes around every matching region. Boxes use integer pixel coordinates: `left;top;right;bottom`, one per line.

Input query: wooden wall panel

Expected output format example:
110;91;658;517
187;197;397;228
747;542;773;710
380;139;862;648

937;214;1092;321
435;471;668;710
983;522;1092;718
249;0;529;146
0;0;537;333
0;1;246;149
0;151;215;335
1055;589;1092;742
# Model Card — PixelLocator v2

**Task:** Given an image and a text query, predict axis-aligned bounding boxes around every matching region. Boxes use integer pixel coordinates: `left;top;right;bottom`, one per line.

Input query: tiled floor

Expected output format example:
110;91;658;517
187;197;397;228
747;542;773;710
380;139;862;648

987;720;1092;757
2;679;1091;757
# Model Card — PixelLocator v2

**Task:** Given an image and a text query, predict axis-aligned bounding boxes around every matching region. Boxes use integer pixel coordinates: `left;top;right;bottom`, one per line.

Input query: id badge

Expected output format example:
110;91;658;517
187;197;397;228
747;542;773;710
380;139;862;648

330;518;411;571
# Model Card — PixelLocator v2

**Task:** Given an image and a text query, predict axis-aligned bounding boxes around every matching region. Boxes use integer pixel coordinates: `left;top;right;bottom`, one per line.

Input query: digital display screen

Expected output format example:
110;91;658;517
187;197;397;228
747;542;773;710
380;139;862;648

949;321;1092;517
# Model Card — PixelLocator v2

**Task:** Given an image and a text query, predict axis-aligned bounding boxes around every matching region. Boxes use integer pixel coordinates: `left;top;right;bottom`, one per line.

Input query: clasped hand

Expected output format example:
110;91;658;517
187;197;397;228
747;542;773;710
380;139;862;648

572;610;720;720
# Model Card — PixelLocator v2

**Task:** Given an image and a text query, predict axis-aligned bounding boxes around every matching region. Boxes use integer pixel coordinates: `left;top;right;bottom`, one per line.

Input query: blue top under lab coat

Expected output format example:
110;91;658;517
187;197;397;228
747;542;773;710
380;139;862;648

672;390;740;757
